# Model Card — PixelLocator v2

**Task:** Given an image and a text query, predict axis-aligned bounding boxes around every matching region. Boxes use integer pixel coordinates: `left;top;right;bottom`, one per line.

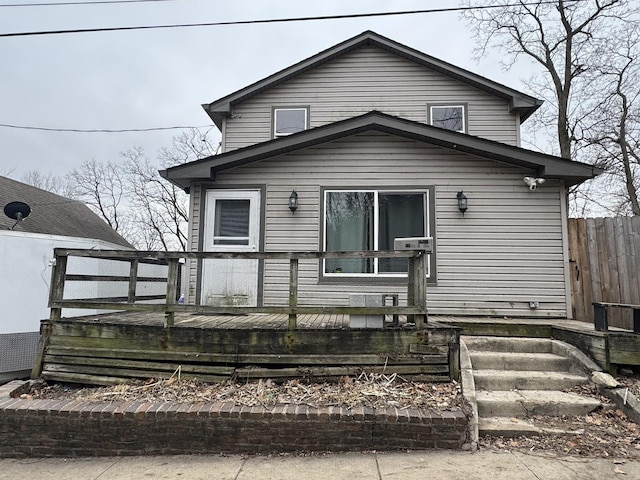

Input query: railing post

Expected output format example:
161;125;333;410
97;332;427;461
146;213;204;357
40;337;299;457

289;258;299;330
407;255;415;325
128;258;139;303
165;258;179;327
48;251;68;321
414;251;427;329
593;303;608;332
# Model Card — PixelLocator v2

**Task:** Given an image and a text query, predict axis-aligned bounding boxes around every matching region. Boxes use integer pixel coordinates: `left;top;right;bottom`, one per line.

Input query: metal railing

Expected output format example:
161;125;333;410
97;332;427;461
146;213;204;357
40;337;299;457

48;248;428;330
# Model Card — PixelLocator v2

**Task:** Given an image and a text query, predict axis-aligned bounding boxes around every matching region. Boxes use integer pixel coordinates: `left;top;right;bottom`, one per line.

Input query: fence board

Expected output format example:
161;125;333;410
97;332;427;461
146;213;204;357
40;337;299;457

569;217;640;329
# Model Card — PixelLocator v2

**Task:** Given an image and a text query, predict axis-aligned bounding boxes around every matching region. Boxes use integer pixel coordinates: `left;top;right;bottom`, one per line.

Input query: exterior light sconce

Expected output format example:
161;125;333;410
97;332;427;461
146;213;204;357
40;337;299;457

457;191;468;215
288;190;298;213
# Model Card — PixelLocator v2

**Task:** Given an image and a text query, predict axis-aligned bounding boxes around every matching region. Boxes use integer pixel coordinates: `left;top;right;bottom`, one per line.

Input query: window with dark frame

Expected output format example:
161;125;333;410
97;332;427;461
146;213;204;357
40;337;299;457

273;108;308;137
429;105;465;133
323;190;430;276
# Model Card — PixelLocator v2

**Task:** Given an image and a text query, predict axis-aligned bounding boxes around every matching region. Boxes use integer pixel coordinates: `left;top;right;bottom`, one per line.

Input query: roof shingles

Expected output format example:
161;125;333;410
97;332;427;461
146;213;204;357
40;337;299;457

0;176;132;248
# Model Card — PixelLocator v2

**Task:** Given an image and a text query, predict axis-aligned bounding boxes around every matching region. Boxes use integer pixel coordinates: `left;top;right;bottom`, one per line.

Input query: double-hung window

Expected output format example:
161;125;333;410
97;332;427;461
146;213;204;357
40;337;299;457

323;189;433;278
273;107;308;138
428;104;466;133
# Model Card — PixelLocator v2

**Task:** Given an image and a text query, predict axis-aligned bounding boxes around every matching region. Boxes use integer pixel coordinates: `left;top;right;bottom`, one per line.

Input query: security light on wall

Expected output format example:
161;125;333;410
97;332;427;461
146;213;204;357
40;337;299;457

288;190;298;213
523;176;545;191
456;191;468;215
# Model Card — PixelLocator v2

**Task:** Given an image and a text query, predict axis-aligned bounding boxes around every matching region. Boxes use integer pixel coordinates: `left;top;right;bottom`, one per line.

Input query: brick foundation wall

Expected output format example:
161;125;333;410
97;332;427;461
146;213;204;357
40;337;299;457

0;382;468;458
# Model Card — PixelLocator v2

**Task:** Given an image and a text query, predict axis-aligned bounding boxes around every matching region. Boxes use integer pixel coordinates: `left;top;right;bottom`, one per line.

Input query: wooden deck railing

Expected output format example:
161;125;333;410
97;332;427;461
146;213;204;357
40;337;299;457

48;249;428;330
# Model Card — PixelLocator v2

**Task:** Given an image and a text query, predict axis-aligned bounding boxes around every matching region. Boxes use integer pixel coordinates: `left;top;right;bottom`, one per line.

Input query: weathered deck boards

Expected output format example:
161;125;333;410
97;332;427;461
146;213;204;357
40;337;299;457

34;312;460;386
34;313;640;385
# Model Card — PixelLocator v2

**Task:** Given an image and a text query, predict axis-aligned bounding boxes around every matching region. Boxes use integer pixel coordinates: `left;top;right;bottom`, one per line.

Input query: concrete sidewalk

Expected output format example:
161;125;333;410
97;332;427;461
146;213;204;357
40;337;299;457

1;450;638;479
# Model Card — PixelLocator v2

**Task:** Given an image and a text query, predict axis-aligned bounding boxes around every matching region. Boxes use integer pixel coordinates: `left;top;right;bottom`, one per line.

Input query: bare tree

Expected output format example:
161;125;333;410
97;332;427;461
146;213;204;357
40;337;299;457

462;0;639;215
20;129;214;250
65;159;131;235
121;147;190;251
21;170;74;197
463;0;632;158
583;21;640;215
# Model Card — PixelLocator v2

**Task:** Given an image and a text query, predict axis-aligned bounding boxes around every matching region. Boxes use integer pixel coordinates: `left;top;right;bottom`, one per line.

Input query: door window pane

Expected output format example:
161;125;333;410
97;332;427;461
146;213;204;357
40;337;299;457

325;192;374;273
214;199;250;245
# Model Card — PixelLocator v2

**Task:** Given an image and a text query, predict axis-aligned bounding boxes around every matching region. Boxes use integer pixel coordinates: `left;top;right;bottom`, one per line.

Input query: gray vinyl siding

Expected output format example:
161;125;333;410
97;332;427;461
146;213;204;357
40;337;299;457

223;46;519;152
190;132;567;317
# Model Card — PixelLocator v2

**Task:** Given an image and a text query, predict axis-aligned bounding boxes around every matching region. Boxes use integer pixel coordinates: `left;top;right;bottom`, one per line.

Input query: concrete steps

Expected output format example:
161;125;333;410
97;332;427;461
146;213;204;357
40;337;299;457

462;335;600;438
473;369;589;391
469;352;571;371
476;390;601;417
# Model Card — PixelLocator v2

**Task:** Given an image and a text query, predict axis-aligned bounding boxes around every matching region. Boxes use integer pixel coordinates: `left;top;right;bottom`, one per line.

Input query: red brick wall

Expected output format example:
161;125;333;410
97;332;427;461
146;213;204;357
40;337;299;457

0;382;468;457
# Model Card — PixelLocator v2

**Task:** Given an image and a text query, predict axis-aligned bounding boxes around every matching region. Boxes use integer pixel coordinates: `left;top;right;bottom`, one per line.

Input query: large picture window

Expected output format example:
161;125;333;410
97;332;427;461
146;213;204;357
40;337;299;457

323;189;432;276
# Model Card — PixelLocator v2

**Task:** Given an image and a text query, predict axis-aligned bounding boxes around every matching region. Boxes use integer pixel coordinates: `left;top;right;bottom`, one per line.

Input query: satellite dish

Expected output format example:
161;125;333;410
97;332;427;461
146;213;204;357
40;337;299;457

4;201;31;230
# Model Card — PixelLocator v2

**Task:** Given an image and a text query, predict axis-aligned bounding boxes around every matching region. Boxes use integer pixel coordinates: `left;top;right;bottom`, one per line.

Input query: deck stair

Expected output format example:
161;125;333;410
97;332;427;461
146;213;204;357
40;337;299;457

462;336;601;437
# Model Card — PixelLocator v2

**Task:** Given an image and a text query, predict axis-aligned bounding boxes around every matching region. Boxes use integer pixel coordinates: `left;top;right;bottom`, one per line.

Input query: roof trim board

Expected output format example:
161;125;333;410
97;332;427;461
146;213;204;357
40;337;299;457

162;111;600;189
202;31;543;130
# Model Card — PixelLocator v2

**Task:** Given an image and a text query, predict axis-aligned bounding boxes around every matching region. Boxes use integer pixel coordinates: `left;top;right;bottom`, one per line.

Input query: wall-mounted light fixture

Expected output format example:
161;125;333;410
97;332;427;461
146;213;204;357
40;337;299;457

523;176;545;191
456;191;468;215
288;190;298;213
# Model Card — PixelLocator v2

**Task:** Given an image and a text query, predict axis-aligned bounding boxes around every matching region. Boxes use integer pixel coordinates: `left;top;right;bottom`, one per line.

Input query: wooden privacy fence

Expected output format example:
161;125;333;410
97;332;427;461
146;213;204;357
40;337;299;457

568;217;640;329
48;248;428;329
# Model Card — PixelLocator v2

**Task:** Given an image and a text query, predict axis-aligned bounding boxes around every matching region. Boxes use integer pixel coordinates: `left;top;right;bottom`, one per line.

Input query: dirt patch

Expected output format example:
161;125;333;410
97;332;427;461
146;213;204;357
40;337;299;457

26;372;469;413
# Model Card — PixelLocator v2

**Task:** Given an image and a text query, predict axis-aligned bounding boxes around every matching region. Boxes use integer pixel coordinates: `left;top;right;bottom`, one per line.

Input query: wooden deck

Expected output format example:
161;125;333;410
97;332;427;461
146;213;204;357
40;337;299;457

32;311;640;386
33;312;460;386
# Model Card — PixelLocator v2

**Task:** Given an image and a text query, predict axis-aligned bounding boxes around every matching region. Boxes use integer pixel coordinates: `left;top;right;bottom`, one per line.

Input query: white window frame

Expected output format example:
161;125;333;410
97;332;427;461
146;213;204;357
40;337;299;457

322;189;432;278
428;104;466;133
273;107;308;138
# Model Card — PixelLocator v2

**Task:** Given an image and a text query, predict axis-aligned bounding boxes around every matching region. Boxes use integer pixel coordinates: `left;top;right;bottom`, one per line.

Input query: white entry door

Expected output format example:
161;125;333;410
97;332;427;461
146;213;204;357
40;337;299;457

201;189;261;306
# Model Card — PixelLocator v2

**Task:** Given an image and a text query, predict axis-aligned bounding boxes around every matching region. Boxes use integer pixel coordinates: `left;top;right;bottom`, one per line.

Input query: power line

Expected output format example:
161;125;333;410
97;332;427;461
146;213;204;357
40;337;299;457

0;122;210;133
0;2;582;38
0;0;177;7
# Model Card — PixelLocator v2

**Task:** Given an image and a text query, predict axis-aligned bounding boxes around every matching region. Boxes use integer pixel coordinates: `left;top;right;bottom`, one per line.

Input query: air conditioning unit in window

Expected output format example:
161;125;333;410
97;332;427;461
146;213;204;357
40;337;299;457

393;237;433;253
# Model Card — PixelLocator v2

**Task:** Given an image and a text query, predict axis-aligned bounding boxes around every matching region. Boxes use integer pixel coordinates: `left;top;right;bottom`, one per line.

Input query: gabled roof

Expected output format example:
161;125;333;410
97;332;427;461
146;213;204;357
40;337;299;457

0;176;133;248
162;111;601;189
203;30;543;130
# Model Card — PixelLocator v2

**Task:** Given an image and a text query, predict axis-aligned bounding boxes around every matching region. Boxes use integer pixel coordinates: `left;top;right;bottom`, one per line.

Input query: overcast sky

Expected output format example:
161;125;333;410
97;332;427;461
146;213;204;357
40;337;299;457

0;0;538;180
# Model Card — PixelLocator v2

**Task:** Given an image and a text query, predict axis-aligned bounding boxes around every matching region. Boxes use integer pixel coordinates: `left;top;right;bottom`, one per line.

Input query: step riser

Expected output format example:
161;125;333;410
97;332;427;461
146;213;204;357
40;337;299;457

477;400;598;418
463;337;553;354
474;375;588;391
470;355;570;372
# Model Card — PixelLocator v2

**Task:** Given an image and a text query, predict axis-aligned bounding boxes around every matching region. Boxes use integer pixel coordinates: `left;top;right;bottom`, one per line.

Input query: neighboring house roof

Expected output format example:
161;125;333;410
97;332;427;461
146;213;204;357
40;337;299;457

161;111;601;190
0;176;133;248
202;30;543;130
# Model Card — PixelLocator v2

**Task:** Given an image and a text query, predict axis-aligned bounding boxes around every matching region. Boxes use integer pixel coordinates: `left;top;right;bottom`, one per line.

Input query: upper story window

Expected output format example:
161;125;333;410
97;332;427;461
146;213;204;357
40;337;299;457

273;107;308;138
428;104;466;133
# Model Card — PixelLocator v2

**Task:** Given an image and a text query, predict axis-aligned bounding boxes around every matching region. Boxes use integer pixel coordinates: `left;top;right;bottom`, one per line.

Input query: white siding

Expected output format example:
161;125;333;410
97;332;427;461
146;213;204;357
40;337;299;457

223;46;518;151
190;132;567;317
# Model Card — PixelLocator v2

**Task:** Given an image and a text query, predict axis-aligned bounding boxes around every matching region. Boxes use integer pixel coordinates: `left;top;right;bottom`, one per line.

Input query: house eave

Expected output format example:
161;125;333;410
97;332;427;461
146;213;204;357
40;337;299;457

202;31;543;129
163;111;599;189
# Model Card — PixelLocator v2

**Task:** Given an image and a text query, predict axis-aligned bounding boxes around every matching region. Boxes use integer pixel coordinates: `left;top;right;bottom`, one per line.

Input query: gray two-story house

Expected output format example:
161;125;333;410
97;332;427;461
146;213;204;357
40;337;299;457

162;31;599;319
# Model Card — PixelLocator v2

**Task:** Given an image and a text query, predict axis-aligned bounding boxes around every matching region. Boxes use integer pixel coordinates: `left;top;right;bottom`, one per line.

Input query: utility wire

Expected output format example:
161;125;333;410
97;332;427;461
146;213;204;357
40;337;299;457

0;123;210;133
0;0;177;6
0;1;582;38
